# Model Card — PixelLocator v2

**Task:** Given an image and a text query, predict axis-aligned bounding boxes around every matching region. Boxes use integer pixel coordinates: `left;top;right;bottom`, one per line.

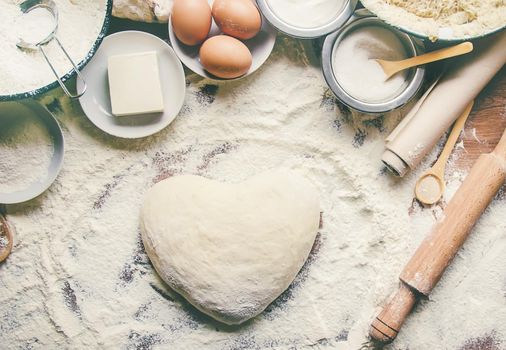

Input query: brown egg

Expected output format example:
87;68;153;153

212;0;261;40
199;35;253;79
172;0;212;46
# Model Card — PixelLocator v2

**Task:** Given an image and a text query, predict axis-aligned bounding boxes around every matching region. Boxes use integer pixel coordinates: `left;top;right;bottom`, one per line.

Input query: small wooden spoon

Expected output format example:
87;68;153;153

376;42;473;80
0;214;13;263
415;101;474;205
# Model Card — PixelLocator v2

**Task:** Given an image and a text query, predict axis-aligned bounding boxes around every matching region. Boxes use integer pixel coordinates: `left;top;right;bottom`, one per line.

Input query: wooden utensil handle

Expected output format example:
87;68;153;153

396;42;473;72
0;214;13;263
401;152;506;295
432;101;473;172
370;283;417;344
371;128;506;344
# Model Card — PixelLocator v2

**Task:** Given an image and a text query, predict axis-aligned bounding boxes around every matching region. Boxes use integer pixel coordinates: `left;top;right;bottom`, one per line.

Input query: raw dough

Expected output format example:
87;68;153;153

140;170;320;325
113;0;172;23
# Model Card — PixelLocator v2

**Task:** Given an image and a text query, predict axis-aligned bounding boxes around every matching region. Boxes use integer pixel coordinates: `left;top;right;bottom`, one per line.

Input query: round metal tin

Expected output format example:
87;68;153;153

0;100;65;204
322;10;426;114
0;0;112;102
257;0;358;39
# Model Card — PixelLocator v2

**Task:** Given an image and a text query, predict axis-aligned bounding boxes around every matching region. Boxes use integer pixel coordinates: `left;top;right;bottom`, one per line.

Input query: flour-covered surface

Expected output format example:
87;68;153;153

1;37;505;350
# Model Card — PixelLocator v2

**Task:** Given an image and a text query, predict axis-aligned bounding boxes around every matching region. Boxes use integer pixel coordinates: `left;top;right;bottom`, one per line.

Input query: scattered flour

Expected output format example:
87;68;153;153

0;37;504;350
0;107;54;194
361;0;506;40
0;0;107;96
332;25;409;103
0;236;9;251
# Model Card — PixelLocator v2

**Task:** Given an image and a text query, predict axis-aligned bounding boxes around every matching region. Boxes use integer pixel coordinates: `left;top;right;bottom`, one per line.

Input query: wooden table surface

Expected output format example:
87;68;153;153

455;67;506;170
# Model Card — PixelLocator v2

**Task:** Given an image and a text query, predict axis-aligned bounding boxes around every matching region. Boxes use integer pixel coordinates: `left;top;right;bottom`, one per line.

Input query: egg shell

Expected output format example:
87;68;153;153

199;35;253;79
212;0;261;40
172;0;212;46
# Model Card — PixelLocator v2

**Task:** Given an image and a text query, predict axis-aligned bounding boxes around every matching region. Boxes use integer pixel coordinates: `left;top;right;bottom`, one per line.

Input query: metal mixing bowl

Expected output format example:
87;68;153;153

0;100;64;204
0;0;112;101
322;10;426;114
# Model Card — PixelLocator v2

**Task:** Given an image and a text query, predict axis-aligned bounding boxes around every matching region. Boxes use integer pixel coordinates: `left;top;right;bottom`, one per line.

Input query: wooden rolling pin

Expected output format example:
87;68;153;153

370;126;506;344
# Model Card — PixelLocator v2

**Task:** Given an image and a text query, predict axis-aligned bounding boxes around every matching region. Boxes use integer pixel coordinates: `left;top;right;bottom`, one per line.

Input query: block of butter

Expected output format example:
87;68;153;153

107;51;164;117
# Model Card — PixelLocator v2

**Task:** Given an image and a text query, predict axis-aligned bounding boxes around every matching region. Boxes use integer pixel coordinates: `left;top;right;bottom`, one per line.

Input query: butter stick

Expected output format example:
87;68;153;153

383;32;506;177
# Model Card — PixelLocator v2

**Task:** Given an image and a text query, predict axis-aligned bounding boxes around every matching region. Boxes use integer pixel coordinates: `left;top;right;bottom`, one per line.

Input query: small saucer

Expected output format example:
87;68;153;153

78;31;186;139
168;0;277;80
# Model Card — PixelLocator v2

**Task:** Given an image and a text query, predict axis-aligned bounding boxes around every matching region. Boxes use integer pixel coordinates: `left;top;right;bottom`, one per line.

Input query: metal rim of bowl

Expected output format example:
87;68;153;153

0;100;65;205
0;0;113;102
257;0;359;39
393;22;506;43
322;11;426;114
362;7;506;43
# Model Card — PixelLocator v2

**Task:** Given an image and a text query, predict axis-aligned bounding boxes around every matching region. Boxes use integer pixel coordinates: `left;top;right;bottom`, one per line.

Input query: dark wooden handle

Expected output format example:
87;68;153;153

370;283;418;344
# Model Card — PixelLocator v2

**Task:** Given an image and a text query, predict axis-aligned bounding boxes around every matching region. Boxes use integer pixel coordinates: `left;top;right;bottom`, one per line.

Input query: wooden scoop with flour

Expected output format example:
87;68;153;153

0;214;13;263
370;125;506;344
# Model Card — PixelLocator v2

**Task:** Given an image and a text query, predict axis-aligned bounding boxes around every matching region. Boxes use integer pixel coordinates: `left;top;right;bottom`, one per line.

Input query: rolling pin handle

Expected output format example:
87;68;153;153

369;283;419;345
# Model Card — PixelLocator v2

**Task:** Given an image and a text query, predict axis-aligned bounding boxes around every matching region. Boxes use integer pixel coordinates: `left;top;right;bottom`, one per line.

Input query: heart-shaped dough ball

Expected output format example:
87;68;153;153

140;170;320;324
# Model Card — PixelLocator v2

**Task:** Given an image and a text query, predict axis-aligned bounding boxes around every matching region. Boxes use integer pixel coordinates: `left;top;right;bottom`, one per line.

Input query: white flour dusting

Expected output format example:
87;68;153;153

0;0;107;96
361;0;506;40
0;37;504;350
0;109;54;194
0;236;9;251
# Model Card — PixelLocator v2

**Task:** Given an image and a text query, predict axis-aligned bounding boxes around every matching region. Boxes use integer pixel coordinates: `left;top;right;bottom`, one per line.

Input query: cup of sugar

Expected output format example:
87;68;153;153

322;9;426;114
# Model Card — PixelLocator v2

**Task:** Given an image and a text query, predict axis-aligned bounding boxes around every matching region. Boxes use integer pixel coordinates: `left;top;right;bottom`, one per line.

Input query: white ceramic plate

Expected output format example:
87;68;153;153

78;31;186;139
169;0;277;80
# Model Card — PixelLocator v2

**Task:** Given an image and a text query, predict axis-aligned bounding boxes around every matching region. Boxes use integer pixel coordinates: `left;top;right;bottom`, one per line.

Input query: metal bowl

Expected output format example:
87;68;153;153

0;0;112;102
387;21;506;44
361;3;506;43
322;10;426;114
0;100;64;204
257;0;358;39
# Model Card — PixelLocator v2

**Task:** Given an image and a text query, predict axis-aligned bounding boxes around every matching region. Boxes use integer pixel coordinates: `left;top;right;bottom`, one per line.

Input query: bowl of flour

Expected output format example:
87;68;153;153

361;0;506;41
0;0;112;101
0;101;64;204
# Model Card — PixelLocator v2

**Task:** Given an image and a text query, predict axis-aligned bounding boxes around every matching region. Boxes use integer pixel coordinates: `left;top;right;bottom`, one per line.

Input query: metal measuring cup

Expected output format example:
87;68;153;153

16;0;87;99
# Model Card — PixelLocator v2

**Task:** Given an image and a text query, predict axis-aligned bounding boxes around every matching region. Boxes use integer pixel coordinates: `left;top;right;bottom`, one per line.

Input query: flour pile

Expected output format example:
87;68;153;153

0;0;107;96
0;109;54;194
361;0;506;40
0;37;505;349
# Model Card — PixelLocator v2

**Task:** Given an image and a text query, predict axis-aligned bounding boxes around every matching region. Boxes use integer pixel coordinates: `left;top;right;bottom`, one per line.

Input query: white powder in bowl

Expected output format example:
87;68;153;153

361;0;506;40
0;108;54;194
266;0;346;29
0;0;107;96
332;25;409;103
